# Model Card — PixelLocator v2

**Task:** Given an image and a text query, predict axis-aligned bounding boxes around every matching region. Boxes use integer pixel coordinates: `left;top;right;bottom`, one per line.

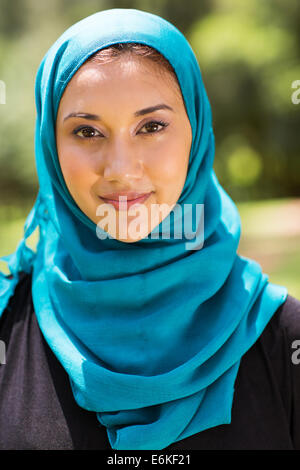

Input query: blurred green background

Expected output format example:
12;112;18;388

0;0;299;298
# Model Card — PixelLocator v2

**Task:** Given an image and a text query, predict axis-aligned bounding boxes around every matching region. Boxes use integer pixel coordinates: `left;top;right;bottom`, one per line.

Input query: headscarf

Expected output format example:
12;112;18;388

0;8;288;450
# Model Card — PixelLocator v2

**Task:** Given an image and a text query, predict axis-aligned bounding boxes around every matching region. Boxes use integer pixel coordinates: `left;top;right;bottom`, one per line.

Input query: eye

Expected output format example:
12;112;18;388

139;120;169;135
72;125;102;140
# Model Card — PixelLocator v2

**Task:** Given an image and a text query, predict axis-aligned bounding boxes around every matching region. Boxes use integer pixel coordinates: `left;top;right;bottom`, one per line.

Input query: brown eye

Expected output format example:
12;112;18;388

139;120;168;135
73;126;102;139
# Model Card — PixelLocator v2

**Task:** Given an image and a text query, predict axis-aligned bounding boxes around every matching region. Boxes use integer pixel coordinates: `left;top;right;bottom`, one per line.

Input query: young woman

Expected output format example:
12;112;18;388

0;8;299;450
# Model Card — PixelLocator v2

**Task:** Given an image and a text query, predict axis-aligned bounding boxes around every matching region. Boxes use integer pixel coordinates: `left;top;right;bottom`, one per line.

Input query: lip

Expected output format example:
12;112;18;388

99;192;153;210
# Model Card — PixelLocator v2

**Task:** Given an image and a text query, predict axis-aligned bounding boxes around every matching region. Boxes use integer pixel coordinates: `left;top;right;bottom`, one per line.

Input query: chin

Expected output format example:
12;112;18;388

116;236;145;243
114;227;151;243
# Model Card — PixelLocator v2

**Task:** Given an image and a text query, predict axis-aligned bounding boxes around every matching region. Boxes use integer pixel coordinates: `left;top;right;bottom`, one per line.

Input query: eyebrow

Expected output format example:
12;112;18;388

63;104;174;122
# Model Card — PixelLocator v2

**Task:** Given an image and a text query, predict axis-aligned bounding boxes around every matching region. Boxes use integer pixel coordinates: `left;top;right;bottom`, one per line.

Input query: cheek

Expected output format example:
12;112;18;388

58;145;93;194
151;138;190;188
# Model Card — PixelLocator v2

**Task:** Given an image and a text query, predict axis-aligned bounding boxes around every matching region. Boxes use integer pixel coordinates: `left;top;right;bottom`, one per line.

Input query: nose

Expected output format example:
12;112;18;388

101;137;144;183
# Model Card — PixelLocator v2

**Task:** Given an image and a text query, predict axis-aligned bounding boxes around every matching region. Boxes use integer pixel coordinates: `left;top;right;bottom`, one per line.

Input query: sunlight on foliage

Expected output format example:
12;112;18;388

227;146;263;186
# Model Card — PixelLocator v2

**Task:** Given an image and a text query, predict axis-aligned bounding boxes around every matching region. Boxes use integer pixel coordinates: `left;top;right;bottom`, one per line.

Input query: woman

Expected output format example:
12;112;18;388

0;8;299;451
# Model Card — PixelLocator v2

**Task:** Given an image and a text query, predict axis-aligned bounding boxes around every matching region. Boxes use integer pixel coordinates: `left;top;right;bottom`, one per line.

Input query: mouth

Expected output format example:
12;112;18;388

98;192;153;210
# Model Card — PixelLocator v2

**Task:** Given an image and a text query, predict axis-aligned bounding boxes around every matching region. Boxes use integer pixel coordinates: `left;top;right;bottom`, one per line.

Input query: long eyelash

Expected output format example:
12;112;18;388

72;125;101;141
140;120;169;136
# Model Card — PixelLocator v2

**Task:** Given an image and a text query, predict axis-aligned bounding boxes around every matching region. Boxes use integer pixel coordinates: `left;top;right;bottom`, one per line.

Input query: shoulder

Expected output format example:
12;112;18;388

273;294;300;449
267;294;300;352
256;293;300;412
239;293;300;398
276;294;300;337
258;293;300;342
253;293;300;368
276;294;300;367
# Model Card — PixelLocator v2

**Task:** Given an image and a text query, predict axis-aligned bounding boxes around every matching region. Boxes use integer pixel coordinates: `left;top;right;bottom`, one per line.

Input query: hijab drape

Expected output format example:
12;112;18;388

0;8;287;450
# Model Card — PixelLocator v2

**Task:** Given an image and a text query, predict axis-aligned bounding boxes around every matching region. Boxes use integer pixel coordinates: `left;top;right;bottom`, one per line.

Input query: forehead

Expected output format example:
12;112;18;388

58;56;182;109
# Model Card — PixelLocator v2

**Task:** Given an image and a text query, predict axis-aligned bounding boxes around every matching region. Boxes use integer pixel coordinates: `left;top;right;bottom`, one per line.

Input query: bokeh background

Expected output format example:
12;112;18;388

0;0;299;297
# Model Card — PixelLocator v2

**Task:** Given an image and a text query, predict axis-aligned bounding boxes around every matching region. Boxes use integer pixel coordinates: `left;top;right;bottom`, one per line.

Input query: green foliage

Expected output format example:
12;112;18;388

227;145;263;187
0;0;299;205
237;197;300;299
187;0;300;201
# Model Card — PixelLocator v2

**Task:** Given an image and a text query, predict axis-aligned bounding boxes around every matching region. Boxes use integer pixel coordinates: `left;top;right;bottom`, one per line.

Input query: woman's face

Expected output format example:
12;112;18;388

55;54;192;242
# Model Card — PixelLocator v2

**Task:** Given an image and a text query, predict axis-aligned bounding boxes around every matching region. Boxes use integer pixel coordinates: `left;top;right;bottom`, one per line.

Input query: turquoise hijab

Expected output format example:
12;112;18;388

0;9;288;450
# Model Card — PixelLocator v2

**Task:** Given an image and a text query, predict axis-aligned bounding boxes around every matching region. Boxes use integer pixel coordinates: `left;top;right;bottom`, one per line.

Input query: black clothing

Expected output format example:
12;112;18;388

0;272;300;450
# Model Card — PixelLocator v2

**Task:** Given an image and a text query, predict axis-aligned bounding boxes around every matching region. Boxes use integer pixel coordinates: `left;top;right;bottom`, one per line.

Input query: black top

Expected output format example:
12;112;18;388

0;272;300;450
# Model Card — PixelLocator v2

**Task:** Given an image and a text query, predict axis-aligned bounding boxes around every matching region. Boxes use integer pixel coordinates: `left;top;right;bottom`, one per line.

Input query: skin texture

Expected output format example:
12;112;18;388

55;54;192;242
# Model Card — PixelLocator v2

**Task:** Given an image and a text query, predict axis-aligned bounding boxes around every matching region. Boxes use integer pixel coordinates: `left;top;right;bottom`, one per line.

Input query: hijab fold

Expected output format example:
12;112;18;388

0;8;287;450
